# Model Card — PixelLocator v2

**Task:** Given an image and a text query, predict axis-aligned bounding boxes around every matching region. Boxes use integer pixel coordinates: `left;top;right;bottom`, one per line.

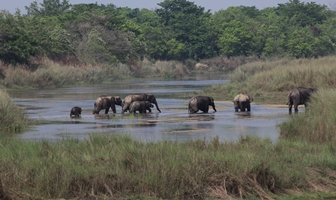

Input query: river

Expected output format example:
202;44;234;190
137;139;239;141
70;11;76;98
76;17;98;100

9;74;289;143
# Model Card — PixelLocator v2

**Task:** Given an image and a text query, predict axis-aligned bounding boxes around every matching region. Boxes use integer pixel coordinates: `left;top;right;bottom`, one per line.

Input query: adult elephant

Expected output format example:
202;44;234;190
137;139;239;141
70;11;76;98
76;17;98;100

122;94;161;114
93;96;122;114
233;93;253;112
129;101;154;114
188;96;217;113
287;87;317;113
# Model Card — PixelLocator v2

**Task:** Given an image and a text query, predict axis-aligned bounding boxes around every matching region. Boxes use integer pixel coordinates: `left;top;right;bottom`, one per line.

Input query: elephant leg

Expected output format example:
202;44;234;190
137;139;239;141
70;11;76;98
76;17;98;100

147;108;152;112
234;101;239;112
111;105;116;113
247;103;251;112
105;108;109;114
294;102;299;113
122;103;130;114
203;106;209;113
239;102;244;112
288;103;293;113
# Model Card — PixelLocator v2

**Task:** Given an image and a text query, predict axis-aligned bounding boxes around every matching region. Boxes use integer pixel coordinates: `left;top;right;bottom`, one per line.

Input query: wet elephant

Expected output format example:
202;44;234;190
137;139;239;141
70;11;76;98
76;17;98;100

287;87;316;113
188;96;216;113
70;106;82;118
129;101;154;114
233;93;253;112
122;94;161;114
93;96;122;114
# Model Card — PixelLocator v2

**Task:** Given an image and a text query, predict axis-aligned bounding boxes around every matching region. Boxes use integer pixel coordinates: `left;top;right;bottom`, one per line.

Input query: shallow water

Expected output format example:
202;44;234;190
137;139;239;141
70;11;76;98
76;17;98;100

9;74;289;143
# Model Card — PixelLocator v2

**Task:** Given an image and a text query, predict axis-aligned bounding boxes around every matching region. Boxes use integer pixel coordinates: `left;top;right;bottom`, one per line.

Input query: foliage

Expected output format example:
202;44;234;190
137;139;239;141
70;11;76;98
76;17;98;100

217;20;254;57
0;13;39;65
25;0;71;17
0;0;336;66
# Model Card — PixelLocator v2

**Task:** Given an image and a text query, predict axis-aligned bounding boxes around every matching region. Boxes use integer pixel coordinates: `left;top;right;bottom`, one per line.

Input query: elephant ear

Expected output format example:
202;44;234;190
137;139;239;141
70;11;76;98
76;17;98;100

114;96;122;105
147;94;155;102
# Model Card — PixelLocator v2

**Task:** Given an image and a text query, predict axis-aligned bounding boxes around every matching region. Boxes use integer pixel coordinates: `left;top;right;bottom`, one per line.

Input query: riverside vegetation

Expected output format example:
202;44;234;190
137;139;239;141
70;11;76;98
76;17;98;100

1;56;336;199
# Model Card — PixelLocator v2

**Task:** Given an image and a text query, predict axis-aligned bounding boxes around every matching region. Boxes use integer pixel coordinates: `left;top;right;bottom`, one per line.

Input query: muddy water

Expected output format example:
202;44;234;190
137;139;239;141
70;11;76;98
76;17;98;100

9;74;289;143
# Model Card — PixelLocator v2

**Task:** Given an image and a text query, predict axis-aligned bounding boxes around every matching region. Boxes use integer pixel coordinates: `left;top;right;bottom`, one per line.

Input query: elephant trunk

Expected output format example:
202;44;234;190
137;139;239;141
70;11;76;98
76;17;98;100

154;102;161;113
212;104;217;112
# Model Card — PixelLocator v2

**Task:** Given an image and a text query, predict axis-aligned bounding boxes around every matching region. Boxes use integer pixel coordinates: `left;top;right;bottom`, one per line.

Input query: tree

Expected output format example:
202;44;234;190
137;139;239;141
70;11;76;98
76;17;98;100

217;20;254;57
287;28;313;58
156;0;216;60
25;0;71;17
0;13;38;65
276;0;328;27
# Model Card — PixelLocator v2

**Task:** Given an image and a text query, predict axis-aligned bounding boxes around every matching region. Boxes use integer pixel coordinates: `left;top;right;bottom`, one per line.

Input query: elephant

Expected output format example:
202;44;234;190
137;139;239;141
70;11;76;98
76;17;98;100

93;96;122;114
233;93;253;112
129;101;154;114
188;96;217;113
122;94;161;114
287;87;317;113
70;106;82;118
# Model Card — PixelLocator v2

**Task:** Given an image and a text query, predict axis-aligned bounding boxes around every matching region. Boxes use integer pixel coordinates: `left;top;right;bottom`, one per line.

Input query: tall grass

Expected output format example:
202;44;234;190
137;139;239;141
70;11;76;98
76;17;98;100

0;89;29;133
0;135;336;199
0;58;193;89
280;88;336;143
205;56;336;103
1;59;134;89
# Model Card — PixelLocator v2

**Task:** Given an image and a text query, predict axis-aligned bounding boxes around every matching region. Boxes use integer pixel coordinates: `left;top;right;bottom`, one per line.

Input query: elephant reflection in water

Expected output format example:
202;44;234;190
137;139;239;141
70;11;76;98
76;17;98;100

187;114;215;130
235;111;251;119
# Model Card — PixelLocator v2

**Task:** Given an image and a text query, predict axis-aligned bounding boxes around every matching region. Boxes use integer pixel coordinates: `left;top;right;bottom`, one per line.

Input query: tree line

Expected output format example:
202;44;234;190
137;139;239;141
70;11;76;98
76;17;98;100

0;0;335;66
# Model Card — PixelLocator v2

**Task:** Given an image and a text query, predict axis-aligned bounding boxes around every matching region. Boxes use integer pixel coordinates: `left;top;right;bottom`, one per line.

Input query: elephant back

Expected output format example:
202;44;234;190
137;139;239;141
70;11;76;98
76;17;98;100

129;101;140;112
234;93;253;102
188;97;198;113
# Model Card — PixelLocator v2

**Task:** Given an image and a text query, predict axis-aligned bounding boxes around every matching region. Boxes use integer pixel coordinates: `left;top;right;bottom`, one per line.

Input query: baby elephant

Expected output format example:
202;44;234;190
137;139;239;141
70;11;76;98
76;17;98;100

129;101;154;114
70;106;82;118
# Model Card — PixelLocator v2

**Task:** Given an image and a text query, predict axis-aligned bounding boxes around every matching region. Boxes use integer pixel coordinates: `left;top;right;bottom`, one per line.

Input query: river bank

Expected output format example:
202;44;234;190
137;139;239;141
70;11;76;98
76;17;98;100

1;56;336;199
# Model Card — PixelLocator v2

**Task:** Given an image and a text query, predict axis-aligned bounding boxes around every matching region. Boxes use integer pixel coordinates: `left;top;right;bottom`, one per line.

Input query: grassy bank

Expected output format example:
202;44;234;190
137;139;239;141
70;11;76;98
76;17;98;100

0;58;190;89
0;134;336;199
0;89;29;133
0;56;264;89
280;88;336;143
1;56;336;199
204;56;336;104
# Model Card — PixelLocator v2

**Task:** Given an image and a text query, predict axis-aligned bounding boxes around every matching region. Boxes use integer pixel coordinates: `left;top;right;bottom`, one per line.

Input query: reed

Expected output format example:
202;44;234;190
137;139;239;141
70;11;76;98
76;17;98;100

0;58;193;89
205;56;336;104
280;88;336;143
0;89;29;133
0;59;134;89
0;134;336;199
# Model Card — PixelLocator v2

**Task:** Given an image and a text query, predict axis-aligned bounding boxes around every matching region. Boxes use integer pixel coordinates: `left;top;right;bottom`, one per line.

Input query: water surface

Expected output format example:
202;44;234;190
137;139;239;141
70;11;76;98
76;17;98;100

9;75;289;143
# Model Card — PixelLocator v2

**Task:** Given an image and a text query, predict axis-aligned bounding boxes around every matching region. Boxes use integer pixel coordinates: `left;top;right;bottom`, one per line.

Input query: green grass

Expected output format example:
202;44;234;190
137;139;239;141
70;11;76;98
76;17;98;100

0;58;194;89
279;88;336;144
2;55;336;199
0;89;30;133
204;56;336;104
0;135;336;199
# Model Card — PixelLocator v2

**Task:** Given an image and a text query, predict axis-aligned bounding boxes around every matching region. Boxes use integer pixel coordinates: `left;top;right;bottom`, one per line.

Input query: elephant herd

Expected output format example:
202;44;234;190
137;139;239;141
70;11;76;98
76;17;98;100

69;87;316;117
70;94;161;118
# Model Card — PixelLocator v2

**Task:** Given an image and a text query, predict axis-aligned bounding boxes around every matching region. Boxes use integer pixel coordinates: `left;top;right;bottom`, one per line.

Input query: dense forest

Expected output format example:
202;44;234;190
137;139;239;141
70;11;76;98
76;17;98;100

0;0;335;66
